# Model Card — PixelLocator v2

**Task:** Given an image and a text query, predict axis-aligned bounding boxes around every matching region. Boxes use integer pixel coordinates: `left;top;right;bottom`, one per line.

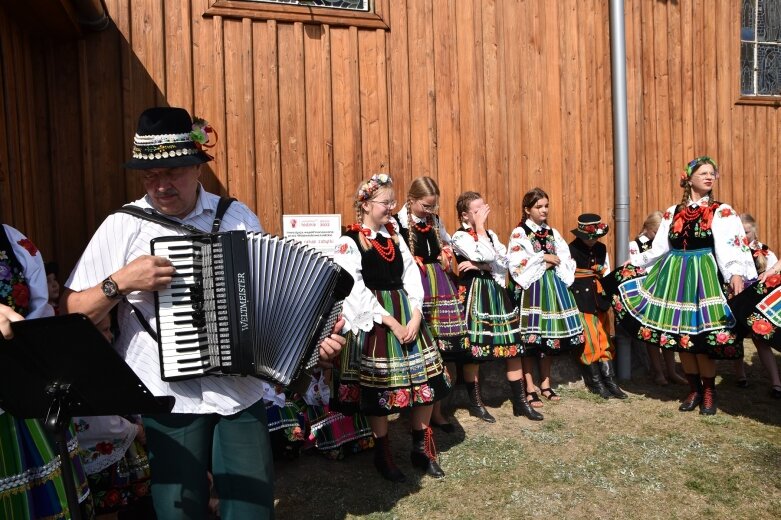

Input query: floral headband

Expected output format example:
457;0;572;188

680;155;718;185
357;173;393;202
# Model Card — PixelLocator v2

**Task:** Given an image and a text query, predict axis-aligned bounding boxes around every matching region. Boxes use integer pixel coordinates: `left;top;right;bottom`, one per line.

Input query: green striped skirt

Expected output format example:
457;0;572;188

613;248;742;359
0;414;90;520
462;275;525;359
334;288;451;416
514;270;585;355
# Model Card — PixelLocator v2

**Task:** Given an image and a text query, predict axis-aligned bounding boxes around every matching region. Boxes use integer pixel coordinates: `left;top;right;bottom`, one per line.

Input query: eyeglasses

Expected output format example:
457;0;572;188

371;200;397;209
418;201;439;213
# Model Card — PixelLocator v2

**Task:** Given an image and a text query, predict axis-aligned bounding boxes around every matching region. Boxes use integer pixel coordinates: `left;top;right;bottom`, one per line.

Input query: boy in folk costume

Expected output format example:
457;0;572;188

568;214;627;399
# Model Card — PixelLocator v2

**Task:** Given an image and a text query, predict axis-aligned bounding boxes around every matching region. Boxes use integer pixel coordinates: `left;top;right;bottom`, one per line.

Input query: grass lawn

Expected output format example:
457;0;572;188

274;343;781;520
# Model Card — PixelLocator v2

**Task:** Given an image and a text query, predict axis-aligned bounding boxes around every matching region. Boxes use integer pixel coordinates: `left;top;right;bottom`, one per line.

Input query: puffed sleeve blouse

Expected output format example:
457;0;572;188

506;220;576;290
451;226;509;287
333;220;424;334
628;198;757;280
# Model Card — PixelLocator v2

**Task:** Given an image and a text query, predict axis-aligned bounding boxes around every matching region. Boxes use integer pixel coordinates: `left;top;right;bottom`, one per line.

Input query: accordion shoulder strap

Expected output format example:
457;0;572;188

212;197;235;232
126;299;159;342
113;196;236;235
114;196;235;340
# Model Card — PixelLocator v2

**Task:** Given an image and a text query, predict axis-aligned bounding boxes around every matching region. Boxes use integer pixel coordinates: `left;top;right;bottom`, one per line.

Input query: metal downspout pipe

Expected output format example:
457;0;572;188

609;0;632;380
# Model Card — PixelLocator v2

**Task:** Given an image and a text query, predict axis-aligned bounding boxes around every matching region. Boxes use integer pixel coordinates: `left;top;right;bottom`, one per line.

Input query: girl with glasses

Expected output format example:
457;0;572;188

332;174;451;482
608;156;756;415
392;177;469;433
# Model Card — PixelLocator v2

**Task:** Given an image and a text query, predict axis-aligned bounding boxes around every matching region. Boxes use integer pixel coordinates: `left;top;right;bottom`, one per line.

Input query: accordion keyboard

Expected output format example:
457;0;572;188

152;239;212;379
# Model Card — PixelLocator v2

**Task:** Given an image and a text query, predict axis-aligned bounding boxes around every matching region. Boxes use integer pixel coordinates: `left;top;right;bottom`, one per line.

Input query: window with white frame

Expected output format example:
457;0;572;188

741;0;781;96
239;0;369;11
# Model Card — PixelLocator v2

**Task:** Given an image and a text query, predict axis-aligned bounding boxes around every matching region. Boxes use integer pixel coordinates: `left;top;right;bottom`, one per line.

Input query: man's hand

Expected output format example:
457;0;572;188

112;255;176;294
0;304;23;339
318;317;347;363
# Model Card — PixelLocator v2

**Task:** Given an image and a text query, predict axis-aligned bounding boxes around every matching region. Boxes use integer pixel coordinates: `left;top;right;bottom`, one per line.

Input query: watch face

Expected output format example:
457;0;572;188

102;278;118;298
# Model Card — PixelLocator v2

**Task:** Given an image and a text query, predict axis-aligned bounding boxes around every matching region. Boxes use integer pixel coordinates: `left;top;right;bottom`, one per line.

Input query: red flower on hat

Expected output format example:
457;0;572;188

584;225;596;233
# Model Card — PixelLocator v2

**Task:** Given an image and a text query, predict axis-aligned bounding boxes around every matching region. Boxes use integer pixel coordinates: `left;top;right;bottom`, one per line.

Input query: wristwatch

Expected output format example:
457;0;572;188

101;276;123;300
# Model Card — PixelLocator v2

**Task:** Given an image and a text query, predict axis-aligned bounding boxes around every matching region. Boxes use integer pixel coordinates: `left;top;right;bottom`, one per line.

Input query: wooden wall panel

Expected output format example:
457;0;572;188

2;0;781;276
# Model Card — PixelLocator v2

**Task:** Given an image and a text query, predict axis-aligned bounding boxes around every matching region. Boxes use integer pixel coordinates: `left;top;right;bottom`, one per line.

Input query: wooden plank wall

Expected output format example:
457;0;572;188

1;0;780;276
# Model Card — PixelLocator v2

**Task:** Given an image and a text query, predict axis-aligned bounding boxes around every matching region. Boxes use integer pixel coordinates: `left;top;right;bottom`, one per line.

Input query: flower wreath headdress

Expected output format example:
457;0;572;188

679;155;718;186
357;173;393;202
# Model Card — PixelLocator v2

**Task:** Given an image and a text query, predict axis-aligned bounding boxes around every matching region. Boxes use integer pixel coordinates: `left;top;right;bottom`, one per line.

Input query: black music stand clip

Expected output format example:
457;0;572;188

0;313;175;520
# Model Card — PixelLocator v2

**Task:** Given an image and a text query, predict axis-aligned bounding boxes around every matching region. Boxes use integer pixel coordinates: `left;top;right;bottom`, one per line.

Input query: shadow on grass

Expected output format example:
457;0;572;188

273;414;466;519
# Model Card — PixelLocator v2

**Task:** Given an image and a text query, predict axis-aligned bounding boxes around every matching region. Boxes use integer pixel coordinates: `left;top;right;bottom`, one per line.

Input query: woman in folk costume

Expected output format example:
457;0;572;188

729;215;781;398
568;214;627;399
392;176;470;432
609;156;756;415
332;173;451;482
451;191;543;422
629;211;688;386
0;223;92;519
507;188;585;407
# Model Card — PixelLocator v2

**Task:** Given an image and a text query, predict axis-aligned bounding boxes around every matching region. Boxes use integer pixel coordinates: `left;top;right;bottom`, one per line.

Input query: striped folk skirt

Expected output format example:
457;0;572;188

731;276;781;351
0;414;90;520
611;248;742;359
515;270;585;355
419;262;470;358
335;289;451;416
461;275;525;360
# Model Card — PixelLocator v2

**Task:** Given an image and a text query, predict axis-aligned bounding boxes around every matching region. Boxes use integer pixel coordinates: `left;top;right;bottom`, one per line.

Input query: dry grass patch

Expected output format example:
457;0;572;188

274;345;781;519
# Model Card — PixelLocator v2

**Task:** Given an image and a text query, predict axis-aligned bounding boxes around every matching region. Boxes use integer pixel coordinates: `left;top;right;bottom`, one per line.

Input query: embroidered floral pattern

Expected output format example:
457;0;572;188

16;238;38;256
719;208;735;218
0;241;29;315
377;384;435;411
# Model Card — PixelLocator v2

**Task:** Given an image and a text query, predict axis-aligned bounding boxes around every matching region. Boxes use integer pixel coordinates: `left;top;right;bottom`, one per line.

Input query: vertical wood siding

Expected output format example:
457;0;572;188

1;0;779;275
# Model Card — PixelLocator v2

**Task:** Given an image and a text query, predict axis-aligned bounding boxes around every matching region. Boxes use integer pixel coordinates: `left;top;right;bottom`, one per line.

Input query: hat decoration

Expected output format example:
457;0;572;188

571;213;609;240
124;107;214;170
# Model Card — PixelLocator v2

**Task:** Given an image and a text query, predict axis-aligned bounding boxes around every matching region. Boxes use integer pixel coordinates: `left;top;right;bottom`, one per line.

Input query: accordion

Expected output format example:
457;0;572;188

150;231;353;385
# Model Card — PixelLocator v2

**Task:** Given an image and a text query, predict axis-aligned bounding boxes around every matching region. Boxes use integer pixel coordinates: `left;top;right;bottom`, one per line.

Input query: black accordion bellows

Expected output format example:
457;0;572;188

151;231;353;385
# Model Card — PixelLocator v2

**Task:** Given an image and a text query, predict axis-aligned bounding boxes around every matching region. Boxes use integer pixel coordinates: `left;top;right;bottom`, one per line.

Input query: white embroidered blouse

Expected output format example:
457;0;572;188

506;219;576;290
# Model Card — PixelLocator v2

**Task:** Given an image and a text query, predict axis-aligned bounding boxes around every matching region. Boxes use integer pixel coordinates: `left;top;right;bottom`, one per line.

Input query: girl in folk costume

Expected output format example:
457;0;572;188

451;191;543;422
729;215;781;398
392;176;470;432
629;211;688;386
568;214;627;399
508;188;585;407
610;156;756;415
0;224;92;519
332;174;451;482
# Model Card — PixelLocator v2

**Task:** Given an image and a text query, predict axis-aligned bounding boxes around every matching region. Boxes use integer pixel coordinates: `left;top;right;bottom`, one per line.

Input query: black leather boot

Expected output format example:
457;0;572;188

699;376;717;415
465;381;496;423
373;435;406;482
599;360;628;399
410;427;445;478
509;379;543;421
679;373;702;412
584;363;612;399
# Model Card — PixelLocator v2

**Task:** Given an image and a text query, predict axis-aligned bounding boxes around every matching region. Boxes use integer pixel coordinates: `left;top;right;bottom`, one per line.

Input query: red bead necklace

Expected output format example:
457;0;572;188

412;216;433;233
366;223;397;262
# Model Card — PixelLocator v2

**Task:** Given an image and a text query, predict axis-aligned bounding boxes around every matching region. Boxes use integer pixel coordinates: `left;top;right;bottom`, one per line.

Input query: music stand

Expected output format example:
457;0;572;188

0;313;175;520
